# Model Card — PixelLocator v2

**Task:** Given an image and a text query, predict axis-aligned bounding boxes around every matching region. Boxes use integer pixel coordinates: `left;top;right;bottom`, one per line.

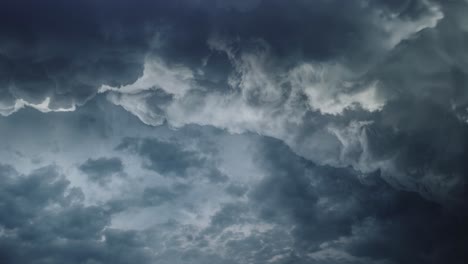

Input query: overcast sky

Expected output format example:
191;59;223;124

1;0;468;263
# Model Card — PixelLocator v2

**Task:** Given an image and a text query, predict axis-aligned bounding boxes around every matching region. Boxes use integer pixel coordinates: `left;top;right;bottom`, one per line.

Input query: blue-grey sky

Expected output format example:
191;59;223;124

0;1;468;263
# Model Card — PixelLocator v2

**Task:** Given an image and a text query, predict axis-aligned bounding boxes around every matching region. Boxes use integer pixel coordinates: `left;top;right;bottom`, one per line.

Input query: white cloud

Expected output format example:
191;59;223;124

99;58;195;97
288;63;385;115
0;97;77;116
371;0;444;49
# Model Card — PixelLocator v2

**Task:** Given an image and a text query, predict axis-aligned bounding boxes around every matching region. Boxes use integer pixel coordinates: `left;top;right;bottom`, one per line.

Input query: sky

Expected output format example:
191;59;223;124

0;0;468;263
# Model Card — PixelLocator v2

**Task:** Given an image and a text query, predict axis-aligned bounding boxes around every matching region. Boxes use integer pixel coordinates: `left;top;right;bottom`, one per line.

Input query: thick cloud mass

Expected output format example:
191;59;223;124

1;0;468;263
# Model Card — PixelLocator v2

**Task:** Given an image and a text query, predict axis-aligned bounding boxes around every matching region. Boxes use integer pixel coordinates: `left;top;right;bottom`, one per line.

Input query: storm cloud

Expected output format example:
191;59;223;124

1;0;468;263
79;157;124;185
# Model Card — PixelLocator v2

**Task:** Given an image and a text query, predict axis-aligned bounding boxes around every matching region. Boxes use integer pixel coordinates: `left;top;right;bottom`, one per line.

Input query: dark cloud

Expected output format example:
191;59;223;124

0;0;441;114
0;0;150;111
1;0;468;263
364;100;468;204
225;183;248;197
79;157;124;185
141;183;190;207
1;109;468;264
0;164;156;264
246;137;468;264
0;164;72;229
116;137;201;176
116;137;228;182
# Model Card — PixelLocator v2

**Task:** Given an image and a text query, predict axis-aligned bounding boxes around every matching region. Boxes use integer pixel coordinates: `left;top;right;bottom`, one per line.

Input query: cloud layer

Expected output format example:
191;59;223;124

1;0;468;263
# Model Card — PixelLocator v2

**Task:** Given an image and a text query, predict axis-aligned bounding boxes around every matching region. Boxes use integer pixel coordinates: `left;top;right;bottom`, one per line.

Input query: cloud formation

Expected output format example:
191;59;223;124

79;157;124;185
1;0;468;263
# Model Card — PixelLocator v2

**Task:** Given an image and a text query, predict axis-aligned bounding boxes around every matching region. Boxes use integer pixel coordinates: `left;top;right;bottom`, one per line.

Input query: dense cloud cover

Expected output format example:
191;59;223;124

1;0;468;263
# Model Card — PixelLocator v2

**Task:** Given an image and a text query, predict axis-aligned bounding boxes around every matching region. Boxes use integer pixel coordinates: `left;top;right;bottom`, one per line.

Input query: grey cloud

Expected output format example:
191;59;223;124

116;137;227;182
1;0;468;263
0;164;156;264
203;202;251;235
373;0;468;110
116;137;201;176
0;164;72;229
1;105;468;264
242;137;468;264
159;0;467;207
141;183;190;207
225;183;248;197
0;0;441;115
1;0;456;206
91;0;453;207
79;157;124;185
365;100;468;204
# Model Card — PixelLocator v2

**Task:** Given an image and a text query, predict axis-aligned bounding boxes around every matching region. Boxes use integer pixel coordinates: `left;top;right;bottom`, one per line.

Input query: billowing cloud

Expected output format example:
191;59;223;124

1;0;468;263
95;0;468;206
